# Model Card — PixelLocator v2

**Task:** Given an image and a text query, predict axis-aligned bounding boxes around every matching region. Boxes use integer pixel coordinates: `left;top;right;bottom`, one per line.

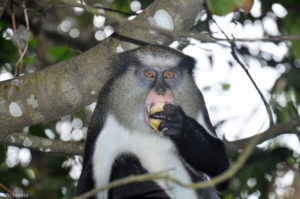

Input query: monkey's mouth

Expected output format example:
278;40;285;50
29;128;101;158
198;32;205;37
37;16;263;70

144;102;172;124
144;89;174;125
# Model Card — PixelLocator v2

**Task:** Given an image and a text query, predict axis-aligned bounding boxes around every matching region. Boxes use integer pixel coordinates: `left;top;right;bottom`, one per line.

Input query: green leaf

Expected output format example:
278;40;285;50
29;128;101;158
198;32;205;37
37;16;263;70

114;0;131;15
0;19;6;29
48;46;77;62
29;38;38;49
206;0;253;15
228;147;293;198
0;37;17;65
284;10;300;58
23;55;36;64
222;83;231;90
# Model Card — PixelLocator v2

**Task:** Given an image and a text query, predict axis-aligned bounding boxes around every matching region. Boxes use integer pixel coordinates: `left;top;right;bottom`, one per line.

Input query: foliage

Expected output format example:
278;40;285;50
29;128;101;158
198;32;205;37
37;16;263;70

48;46;77;62
225;147;296;198
206;0;253;15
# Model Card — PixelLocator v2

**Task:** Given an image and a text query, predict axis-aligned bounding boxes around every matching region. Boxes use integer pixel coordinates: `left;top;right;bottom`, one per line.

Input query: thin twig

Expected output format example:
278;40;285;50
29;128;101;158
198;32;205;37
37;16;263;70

92;5;135;16
0;183;15;199
77;0;134;15
214;34;300;43
15;0;30;75
225;117;300;153
11;2;23;77
230;46;274;126
211;17;274;126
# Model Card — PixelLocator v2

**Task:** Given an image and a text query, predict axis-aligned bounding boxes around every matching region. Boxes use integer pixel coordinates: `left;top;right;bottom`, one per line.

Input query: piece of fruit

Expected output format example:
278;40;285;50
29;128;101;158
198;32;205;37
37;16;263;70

149;104;164;135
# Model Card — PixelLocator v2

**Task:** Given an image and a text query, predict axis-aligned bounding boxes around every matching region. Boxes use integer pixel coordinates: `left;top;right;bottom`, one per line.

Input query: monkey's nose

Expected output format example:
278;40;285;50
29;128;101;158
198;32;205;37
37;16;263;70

155;87;166;95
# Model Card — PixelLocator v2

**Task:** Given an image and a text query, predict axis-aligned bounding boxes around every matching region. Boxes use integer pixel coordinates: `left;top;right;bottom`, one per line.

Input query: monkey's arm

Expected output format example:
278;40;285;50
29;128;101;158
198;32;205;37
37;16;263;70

151;104;230;190
76;103;104;197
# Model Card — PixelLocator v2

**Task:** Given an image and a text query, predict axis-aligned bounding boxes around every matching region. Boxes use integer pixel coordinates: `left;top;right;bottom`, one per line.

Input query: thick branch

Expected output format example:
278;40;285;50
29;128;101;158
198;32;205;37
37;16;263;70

0;0;205;141
2;117;300;158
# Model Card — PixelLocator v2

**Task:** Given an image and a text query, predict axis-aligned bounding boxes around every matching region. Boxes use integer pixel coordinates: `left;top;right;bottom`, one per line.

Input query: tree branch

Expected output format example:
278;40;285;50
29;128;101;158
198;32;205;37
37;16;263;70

230;45;274;126
214;34;300;43
225;117;300;153
2;132;84;155
15;0;30;76
11;2;23;77
2;117;299;159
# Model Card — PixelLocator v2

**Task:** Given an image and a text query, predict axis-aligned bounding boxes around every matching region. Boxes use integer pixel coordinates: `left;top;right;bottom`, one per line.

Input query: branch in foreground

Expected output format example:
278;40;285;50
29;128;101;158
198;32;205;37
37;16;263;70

74;126;263;199
2;132;84;155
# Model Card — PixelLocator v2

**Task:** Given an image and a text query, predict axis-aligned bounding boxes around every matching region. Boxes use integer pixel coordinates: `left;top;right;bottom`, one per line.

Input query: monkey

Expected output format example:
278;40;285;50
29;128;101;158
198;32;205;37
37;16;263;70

76;45;230;199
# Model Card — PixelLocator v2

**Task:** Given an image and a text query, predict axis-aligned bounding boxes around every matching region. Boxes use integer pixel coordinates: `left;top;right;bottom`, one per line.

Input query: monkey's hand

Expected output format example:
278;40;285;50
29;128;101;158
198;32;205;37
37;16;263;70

150;104;230;192
150;104;186;138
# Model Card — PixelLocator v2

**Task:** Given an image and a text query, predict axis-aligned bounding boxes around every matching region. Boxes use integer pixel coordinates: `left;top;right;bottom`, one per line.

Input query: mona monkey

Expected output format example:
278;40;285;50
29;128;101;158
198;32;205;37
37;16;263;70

76;45;230;199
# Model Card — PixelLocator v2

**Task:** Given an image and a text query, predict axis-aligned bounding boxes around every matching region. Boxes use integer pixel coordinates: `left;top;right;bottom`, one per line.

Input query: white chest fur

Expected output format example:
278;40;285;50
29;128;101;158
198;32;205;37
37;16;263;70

92;115;198;199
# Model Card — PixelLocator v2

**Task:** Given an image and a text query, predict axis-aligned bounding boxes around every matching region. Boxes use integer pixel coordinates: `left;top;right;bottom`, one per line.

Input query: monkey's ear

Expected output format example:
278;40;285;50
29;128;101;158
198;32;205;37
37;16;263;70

112;52;129;76
113;51;141;76
178;56;196;74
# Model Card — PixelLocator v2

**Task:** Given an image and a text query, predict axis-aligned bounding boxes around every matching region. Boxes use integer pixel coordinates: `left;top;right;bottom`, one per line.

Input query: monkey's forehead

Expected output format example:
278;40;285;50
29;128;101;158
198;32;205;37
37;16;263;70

134;47;184;69
136;52;181;69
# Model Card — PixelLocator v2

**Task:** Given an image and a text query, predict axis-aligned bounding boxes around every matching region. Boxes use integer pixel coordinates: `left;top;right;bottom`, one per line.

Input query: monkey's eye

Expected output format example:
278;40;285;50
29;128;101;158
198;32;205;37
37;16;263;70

164;71;175;79
144;70;155;79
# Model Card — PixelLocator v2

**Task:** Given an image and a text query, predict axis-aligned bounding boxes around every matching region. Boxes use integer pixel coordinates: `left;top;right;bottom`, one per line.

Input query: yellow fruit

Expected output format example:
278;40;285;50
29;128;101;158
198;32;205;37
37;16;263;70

149;104;164;135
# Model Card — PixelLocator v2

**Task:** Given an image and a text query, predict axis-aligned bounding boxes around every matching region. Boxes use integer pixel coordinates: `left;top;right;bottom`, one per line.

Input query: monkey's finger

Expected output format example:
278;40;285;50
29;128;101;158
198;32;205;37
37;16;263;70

150;112;167;120
159;121;181;131
163;128;181;138
150;112;181;122
164;104;182;112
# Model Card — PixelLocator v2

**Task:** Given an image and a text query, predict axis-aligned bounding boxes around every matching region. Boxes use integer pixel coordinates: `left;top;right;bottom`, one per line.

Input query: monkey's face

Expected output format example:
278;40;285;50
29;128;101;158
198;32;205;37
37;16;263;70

110;46;202;133
139;68;178;125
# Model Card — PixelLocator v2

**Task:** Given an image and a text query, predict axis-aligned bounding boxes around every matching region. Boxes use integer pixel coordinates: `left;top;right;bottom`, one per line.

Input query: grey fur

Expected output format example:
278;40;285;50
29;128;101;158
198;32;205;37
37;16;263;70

110;45;216;136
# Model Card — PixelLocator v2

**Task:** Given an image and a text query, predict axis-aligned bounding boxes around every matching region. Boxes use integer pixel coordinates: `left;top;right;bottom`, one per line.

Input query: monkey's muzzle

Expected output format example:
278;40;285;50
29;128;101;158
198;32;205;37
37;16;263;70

144;89;174;135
